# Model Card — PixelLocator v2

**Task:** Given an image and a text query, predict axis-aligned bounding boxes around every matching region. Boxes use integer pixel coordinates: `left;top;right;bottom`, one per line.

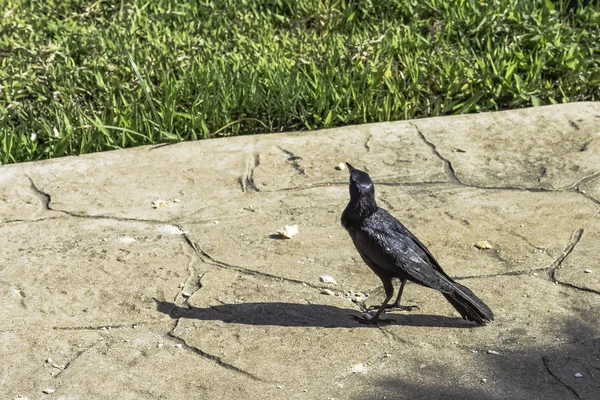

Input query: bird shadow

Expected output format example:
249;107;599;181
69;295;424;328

154;299;475;329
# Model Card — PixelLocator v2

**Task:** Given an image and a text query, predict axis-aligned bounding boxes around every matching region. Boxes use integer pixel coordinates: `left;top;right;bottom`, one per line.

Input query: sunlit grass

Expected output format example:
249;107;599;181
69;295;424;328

1;0;599;164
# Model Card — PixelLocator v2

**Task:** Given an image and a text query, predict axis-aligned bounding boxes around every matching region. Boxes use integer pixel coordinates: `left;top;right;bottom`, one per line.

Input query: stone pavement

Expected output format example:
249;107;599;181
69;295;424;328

1;103;599;399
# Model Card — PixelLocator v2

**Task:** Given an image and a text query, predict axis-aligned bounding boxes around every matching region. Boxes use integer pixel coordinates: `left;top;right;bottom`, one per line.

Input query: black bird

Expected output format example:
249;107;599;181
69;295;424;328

341;163;494;324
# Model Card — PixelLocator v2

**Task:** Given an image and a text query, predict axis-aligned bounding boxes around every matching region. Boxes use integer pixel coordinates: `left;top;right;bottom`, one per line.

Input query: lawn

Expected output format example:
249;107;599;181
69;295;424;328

1;0;599;164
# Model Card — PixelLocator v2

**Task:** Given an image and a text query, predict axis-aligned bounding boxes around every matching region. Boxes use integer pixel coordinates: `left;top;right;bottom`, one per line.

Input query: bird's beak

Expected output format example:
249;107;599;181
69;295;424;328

346;162;356;172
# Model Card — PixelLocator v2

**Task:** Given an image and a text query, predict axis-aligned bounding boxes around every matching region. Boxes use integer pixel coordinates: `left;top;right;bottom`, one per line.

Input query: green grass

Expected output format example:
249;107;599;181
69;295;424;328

1;0;599;164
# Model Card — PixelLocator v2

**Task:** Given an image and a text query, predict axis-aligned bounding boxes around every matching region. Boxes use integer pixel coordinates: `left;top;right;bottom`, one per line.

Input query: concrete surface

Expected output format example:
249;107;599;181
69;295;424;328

1;103;599;399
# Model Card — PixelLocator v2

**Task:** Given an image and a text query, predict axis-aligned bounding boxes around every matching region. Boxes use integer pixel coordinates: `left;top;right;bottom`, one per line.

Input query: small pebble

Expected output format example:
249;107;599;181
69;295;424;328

384;353;392;358
157;343;164;348
486;350;500;355
276;385;283;389
45;358;53;364
475;241;493;250
214;220;220;225
175;344;183;349
350;363;367;373
481;378;487;383
173;198;181;203
335;163;346;171
319;275;337;285
119;236;137;244
575;372;583;378
584;269;592;273
42;388;55;394
276;225;299;239
182;292;192;298
158;225;185;235
152;199;169;209
320;289;335;296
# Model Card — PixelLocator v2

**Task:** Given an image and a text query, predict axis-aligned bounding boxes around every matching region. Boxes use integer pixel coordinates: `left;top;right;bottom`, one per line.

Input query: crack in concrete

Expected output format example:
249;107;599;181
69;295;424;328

239;150;261;193
546;229;600;295
1;216;63;225
264;182;341;192
508;230;548;252
364;133;372;152
175;248;205;308
376;180;451;187
579;139;592;151
167;319;265;382
59;211;165;224
573;187;600;207
27;174;171;225
264;180;454;193
51;324;133;331
53;341;98;378
568;120;581;131
549;229;584;281
553;279;600;296
378;196;395;211
454;267;550;281
272;180;566;194
27;175;52;210
555;281;600;296
570;171;600;189
180;231;327;291
277;146;306;175
488;248;507;264
456;229;599;297
410;123;460;185
408;125;600;205
569;172;600;207
542;355;582;399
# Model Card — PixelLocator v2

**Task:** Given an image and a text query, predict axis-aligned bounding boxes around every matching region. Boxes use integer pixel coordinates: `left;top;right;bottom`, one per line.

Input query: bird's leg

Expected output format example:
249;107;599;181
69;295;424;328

353;279;394;324
366;279;419;312
392;279;419;311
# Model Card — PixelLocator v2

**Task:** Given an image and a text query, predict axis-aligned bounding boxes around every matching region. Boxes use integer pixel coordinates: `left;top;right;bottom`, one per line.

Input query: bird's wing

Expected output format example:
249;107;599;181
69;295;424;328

383;210;452;278
354;209;455;291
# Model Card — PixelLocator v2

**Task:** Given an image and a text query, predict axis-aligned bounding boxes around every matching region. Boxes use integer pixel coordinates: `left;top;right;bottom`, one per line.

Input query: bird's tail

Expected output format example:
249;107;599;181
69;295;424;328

443;281;494;324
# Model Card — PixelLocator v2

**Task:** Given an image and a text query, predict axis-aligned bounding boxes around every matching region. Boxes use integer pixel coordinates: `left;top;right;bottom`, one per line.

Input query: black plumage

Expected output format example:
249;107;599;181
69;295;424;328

341;163;494;324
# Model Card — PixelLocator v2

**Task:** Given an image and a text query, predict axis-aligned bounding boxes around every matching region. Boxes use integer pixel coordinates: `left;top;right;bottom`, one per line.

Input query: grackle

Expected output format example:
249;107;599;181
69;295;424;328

341;163;494;324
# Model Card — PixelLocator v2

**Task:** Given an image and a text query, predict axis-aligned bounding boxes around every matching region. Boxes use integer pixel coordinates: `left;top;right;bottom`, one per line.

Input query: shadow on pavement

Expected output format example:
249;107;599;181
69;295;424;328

349;319;600;400
153;299;475;328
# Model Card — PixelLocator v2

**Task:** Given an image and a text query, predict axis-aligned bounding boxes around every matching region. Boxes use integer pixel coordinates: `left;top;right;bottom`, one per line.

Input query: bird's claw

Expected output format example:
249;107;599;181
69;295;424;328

395;305;420;312
350;314;393;325
365;304;419;313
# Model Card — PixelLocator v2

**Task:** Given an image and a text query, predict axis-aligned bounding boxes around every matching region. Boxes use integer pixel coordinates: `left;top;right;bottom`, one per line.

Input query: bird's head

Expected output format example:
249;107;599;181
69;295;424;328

346;163;375;200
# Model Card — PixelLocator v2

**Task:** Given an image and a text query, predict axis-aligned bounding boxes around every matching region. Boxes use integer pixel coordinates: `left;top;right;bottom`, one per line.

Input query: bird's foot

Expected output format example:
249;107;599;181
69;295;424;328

366;304;419;313
350;313;393;325
395;305;420;312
